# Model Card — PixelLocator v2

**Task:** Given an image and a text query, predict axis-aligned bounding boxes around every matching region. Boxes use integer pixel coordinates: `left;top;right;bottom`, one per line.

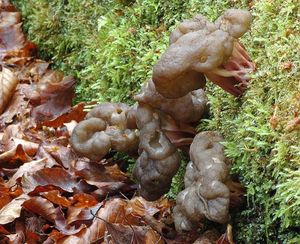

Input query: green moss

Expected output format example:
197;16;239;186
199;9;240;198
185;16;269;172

13;0;300;242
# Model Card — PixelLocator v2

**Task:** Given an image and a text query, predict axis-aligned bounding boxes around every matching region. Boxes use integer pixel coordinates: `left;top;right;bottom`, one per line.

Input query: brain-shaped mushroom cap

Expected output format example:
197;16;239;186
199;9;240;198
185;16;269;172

173;131;230;232
133;104;181;201
71;103;139;161
153;9;254;98
134;79;207;123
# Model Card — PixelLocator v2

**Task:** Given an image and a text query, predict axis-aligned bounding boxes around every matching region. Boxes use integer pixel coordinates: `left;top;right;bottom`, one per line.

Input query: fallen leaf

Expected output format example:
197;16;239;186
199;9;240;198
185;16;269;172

0;23;26;58
41;190;71;208
31;75;76;124
43;144;76;169
0;144;32;167
0;225;9;234
42;102;86;128
5;157;48;188
75;162;129;183
70;193;98;208
0;67;19;114
0;11;20;28
0;194;29;224
23;196;85;235
21;167;93;194
193;230;220;244
66;203;102;225
105;223;163;244
0;83;32;129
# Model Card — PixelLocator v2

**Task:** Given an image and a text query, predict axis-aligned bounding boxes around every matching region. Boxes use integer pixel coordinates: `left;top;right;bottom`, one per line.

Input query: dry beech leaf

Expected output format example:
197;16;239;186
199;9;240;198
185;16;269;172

58;197;171;243
0;23;26;57
23;196;85;235
71;193;98;208
0;185;12;209
42;102;86;128
43;144;76;169
0;144;31;166
41;190;72;208
75;161;129;183
0;83;31;129
31;76;76;124
35;145;62;167
0;11;20;28
21;167;93;194
66;203;102;225
0;225;10;234
105;223;163;244
0;194;29;225
0;67;19;114
58;198;139;243
5;157;48;188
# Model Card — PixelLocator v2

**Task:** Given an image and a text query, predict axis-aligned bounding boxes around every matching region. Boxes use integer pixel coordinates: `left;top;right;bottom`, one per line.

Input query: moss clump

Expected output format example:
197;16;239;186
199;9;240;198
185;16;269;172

13;0;300;242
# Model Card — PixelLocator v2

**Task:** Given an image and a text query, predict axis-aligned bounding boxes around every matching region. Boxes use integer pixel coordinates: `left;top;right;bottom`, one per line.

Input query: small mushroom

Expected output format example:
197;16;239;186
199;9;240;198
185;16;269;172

71;103;139;161
133;104;181;201
173;131;230;232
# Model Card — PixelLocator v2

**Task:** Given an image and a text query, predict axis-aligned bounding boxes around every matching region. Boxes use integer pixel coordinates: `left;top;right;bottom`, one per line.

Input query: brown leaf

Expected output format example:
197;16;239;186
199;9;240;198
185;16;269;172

75;162;129;183
0;84;32;129
71;193;98;208
66;203;102;225
21;167;92;194
41;190;71;208
105;223;163;244
0;23;26;58
23;196;85;235
0;194;29;225
0;144;32;167
0;185;12;209
43;144;76;169
41;102;87;128
5;157;49;188
0;67;19;114
0;225;9;235
58;198;140;243
0;11;21;28
193;230;220;244
30;75;76;124
59;197;171;243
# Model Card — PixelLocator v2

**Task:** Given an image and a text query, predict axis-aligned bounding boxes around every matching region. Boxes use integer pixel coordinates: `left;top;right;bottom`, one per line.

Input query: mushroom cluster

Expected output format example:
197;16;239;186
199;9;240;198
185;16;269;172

71;9;253;232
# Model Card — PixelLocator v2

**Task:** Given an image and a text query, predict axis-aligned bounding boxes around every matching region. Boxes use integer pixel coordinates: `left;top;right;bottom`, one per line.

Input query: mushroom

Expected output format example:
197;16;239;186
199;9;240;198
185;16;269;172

134;79;207;123
153;9;254;98
133;104;181;201
173;131;230;232
71;103;139;161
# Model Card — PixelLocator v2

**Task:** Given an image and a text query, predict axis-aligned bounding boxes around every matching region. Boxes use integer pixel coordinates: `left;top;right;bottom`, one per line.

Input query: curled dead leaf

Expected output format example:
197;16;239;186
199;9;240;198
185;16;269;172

21;167;92;194
41;190;72;208
0;194;29;225
23;196;85;235
0;67;19;114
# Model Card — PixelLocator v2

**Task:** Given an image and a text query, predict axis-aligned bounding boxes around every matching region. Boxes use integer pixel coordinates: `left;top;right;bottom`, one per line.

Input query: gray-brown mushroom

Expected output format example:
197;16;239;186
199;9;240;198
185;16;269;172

134;79;207;124
133;104;181;201
153;9;254;98
71;103;139;161
173;131;230;232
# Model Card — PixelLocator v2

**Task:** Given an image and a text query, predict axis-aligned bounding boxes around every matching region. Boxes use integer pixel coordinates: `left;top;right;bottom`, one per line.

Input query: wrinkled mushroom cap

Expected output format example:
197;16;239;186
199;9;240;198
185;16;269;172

215;9;252;38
